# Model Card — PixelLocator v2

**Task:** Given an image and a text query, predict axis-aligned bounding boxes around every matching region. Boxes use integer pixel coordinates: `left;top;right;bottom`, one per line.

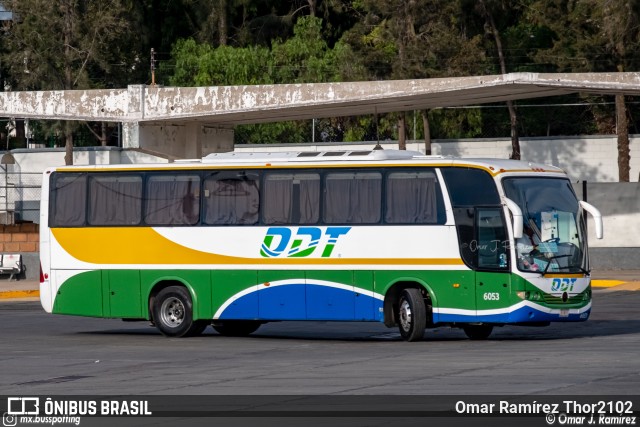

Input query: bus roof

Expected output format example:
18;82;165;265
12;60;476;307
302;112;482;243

52;150;565;175
198;150;565;173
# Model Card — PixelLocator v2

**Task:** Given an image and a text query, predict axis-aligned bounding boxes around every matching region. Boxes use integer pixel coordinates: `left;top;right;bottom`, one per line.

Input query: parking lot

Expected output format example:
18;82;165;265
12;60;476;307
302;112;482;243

1;286;639;396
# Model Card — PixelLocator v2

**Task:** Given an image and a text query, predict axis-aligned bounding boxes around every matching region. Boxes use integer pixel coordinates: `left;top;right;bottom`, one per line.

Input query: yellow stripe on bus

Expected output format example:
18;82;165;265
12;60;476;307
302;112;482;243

543;273;585;278
54;163;561;176
51;228;464;266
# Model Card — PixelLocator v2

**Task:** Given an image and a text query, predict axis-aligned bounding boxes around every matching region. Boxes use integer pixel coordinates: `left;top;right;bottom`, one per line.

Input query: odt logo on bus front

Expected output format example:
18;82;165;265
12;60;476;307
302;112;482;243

260;226;351;258
551;278;577;292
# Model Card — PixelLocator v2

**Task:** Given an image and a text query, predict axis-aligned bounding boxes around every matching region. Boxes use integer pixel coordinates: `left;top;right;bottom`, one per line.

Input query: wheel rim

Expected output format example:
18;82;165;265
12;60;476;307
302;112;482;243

160;297;185;328
399;299;412;332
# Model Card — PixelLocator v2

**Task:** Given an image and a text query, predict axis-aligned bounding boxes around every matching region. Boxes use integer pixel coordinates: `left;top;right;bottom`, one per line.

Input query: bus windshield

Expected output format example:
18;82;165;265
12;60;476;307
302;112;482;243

502;177;588;274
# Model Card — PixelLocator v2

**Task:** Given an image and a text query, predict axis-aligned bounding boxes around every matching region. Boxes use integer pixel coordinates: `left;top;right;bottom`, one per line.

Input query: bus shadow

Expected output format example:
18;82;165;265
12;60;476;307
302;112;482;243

248;319;640;342
482;319;640;341
78;319;640;342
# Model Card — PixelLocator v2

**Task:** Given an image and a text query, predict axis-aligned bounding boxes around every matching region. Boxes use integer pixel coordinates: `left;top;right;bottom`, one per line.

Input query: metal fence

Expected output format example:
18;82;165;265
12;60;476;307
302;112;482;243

0;168;41;224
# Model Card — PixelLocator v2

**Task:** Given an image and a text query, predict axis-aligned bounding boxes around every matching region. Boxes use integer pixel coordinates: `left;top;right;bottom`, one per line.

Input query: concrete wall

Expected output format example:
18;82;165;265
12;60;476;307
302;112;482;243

7;146;169;173
10;147;116;173
570;182;640;269
436;136;640;183
574;183;640;249
235;135;640;183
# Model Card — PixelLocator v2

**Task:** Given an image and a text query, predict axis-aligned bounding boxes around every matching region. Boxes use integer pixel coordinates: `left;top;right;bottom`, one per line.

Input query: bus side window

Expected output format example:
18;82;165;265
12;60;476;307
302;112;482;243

324;171;382;224
145;174;200;226
51;173;87;227
203;172;260;225
440;167;500;206
385;170;445;224
263;172;320;225
88;174;143;226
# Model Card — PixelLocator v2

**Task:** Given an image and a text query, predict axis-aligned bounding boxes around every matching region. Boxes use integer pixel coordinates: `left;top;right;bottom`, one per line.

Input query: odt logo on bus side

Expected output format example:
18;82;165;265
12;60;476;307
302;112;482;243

260;226;351;258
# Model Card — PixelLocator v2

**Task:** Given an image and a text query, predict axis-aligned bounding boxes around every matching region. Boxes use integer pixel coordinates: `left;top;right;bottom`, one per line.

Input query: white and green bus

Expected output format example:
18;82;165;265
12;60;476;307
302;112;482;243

39;150;603;341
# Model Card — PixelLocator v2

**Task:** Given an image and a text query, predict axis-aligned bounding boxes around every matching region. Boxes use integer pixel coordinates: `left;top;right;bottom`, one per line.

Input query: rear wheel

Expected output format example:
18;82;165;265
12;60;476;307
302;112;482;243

463;324;493;340
397;288;427;342
212;321;262;337
152;286;200;337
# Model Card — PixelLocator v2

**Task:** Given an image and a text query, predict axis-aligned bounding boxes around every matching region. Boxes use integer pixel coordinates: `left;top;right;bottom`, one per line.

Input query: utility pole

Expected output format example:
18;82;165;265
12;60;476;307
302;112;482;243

150;48;157;86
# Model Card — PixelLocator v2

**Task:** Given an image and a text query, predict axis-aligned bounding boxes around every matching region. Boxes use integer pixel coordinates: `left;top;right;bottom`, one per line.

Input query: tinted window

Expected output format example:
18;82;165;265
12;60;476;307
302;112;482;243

145;174;200;225
324;171;382;224
263;172;320;224
476;208;509;270
203;171;259;225
385;170;445;224
88;175;142;226
453;207;475;267
441;168;500;207
51;173;87;227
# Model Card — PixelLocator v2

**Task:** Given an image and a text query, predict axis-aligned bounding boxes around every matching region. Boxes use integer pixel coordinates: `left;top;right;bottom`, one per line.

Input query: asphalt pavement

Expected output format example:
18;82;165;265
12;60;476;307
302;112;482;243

1;269;639;300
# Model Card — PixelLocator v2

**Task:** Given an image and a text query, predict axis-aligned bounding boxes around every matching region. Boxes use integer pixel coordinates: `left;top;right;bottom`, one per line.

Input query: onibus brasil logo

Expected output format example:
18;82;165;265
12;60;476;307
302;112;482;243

260;227;351;258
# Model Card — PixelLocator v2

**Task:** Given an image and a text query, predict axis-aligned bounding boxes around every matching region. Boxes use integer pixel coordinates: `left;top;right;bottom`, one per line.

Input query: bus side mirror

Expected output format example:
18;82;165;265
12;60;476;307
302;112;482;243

579;201;603;239
504;197;523;239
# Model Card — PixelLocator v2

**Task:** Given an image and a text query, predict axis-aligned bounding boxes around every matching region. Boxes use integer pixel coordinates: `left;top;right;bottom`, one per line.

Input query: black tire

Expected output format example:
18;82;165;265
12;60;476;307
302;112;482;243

463;324;493;340
152;286;198;337
212;321;262;337
397;288;427;342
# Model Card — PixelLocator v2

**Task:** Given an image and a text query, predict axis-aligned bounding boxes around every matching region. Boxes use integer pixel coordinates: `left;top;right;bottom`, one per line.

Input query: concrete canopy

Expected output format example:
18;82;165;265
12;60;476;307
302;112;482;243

1;72;639;126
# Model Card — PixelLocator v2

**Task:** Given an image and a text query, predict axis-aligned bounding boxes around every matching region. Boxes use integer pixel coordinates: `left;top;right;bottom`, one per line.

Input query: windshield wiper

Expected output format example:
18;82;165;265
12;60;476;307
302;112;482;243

541;254;572;276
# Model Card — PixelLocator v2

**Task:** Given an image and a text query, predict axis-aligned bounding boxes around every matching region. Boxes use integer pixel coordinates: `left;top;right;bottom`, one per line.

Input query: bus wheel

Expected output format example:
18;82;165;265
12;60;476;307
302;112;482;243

212;321;261;337
398;288;427;342
153;286;196;337
463;325;493;340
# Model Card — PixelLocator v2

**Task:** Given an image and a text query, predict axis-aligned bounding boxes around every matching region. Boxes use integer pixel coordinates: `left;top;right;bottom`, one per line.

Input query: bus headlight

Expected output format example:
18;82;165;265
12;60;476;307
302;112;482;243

516;291;541;301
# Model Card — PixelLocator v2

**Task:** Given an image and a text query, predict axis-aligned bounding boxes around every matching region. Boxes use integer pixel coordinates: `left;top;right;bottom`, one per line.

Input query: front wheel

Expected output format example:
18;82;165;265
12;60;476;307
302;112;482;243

152;286;201;337
463;324;493;340
397;288;427;342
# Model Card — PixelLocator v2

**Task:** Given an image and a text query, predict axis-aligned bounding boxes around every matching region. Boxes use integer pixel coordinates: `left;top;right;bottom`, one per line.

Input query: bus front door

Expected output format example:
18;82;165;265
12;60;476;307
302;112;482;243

475;208;511;321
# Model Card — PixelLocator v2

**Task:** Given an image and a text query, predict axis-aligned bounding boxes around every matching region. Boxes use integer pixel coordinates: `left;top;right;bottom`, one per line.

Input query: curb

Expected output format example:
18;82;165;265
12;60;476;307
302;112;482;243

591;280;625;288
0;290;39;299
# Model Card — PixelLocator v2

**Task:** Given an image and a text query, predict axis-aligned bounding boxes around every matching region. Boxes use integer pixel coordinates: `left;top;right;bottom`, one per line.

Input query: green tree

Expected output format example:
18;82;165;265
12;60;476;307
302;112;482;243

170;39;273;86
526;0;640;181
2;0;134;164
342;0;488;148
170;15;364;144
271;15;360;83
